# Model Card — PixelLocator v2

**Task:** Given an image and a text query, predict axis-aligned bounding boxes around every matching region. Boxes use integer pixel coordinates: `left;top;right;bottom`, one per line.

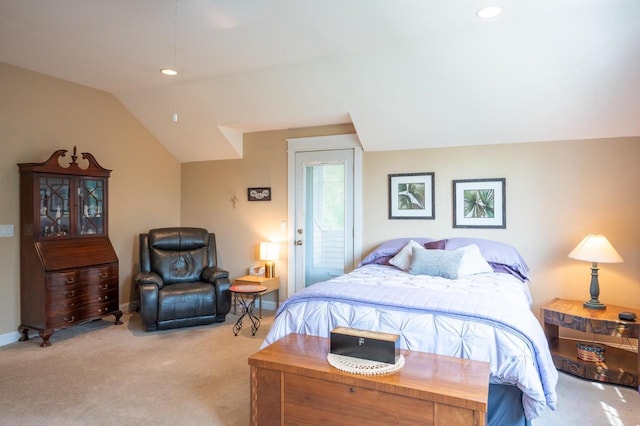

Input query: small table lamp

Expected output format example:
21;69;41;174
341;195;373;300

568;234;623;310
260;242;279;278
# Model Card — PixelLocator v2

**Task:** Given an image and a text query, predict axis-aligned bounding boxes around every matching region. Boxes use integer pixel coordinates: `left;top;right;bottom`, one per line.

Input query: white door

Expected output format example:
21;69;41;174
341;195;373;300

287;135;362;294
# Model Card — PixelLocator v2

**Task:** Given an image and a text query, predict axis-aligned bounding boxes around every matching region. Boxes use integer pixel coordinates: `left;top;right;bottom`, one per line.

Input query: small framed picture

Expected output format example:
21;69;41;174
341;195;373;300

452;178;506;228
248;187;271;201
388;172;435;219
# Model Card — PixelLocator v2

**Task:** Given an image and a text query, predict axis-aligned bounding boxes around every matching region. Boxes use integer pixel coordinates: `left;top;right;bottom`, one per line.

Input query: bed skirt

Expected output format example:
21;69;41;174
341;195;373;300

488;384;530;426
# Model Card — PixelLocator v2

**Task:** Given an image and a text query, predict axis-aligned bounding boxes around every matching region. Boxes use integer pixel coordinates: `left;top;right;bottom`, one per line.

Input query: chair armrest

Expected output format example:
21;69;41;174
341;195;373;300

202;266;229;283
201;267;231;316
137;282;160;328
202;267;231;316
213;275;231;316
135;271;164;288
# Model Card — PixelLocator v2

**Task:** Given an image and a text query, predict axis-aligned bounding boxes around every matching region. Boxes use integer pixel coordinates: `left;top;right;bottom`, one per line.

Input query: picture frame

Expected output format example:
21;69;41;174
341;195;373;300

452;178;506;228
388;172;435;219
248;187;271;201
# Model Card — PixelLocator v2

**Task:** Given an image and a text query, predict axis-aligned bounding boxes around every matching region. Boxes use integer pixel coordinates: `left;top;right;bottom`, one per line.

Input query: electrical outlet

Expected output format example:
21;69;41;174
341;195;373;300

0;224;14;237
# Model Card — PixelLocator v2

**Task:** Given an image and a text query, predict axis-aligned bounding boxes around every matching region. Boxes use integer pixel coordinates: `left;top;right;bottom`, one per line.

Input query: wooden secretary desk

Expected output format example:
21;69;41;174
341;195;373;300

18;147;122;347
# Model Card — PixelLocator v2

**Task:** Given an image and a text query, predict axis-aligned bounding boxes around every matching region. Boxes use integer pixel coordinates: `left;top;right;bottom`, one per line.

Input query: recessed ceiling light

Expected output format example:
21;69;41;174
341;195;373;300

476;6;502;19
160;68;178;76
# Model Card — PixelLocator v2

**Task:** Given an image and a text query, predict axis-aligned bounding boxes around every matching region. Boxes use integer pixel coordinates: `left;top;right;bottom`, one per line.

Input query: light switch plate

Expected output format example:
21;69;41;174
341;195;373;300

0;224;14;237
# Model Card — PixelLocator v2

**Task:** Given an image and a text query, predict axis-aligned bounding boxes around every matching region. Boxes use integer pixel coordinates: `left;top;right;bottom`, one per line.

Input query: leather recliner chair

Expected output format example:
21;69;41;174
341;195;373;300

135;227;231;331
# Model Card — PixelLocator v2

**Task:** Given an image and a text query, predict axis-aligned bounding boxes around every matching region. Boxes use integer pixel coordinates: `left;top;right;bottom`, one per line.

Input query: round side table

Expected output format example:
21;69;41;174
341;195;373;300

229;284;267;336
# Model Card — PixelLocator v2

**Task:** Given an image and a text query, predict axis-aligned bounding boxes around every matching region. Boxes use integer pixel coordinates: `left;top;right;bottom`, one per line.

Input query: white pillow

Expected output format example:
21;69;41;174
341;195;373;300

389;240;425;271
455;244;494;276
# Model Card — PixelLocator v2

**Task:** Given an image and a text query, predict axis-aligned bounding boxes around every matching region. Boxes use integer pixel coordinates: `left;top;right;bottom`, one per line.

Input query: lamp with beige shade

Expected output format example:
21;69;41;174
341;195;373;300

568;234;624;310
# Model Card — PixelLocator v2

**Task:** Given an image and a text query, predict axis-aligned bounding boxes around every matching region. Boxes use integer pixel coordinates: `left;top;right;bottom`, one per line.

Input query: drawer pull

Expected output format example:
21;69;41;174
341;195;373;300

100;284;110;290
349;387;356;393
64;302;76;308
64;316;75;323
97;295;109;301
100;272;110;278
64;290;75;298
65;278;75;284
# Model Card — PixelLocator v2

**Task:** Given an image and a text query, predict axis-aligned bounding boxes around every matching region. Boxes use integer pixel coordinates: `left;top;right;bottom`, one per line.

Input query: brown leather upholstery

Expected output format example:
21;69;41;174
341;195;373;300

135;227;231;331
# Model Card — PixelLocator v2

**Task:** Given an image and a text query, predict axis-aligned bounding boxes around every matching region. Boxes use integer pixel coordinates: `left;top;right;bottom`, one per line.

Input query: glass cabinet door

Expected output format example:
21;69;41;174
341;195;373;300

77;178;105;236
39;176;71;237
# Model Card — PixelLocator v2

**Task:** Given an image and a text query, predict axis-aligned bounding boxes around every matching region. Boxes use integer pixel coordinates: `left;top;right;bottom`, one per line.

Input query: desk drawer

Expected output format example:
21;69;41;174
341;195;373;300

46;298;120;329
46;270;85;291
48;288;118;312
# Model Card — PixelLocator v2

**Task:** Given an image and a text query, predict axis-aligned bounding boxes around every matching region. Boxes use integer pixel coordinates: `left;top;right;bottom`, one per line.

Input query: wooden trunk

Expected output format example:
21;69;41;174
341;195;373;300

248;333;489;425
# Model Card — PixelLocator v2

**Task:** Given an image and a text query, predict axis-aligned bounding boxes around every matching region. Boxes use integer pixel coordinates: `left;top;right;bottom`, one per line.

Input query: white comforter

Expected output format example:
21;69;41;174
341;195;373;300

262;264;558;420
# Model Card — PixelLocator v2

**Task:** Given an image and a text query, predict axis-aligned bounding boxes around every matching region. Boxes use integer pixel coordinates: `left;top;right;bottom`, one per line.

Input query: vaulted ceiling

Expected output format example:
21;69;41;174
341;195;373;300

1;0;638;162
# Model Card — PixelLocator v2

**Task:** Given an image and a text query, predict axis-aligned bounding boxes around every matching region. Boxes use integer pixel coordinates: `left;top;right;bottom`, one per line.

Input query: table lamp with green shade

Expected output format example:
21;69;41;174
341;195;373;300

568;234;624;310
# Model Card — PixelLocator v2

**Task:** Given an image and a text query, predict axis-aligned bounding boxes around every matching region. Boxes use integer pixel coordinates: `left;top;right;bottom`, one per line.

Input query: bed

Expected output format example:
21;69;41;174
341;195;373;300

261;237;558;425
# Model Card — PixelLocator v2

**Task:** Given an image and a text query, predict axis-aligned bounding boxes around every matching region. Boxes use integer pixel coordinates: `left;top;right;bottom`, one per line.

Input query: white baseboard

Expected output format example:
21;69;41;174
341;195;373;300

0;303;130;348
0;330;22;347
259;299;278;311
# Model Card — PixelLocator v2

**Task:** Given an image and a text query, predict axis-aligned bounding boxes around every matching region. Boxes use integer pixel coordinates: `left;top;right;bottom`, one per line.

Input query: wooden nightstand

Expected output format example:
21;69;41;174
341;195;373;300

232;275;279;318
541;298;639;391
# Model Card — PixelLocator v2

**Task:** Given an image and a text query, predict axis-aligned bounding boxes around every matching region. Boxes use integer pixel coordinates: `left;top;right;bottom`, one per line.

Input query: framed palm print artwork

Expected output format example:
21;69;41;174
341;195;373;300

388;172;435;219
453;178;506;228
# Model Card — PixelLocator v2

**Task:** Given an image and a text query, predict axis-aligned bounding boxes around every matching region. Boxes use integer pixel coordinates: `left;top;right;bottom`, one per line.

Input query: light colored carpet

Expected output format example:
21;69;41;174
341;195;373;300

0;311;638;425
534;370;640;426
0;311;273;426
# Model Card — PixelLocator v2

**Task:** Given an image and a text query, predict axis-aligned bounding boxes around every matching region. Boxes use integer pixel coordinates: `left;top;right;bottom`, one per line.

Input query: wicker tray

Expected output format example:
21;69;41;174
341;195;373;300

576;342;605;362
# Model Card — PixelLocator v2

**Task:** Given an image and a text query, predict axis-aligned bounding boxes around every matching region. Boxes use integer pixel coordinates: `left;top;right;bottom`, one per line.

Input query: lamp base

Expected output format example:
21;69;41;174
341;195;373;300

583;299;606;310
264;261;275;278
583;262;606;310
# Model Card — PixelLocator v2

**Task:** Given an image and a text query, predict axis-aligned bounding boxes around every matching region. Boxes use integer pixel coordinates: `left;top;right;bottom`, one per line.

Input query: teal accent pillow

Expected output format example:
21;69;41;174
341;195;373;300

408;247;464;279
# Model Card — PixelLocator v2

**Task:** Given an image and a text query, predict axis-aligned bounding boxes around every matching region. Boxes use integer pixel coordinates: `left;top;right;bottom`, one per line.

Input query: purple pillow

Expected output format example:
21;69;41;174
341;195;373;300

366;255;394;266
424;239;446;250
445;238;530;281
359;238;435;267
360;237;531;282
489;263;528;282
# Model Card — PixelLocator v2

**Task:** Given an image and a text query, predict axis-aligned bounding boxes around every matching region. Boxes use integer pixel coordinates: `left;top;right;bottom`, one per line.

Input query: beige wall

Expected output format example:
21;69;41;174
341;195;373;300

0;63;181;335
2;60;638;341
183;133;640;321
363;138;640;317
181;124;355;305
